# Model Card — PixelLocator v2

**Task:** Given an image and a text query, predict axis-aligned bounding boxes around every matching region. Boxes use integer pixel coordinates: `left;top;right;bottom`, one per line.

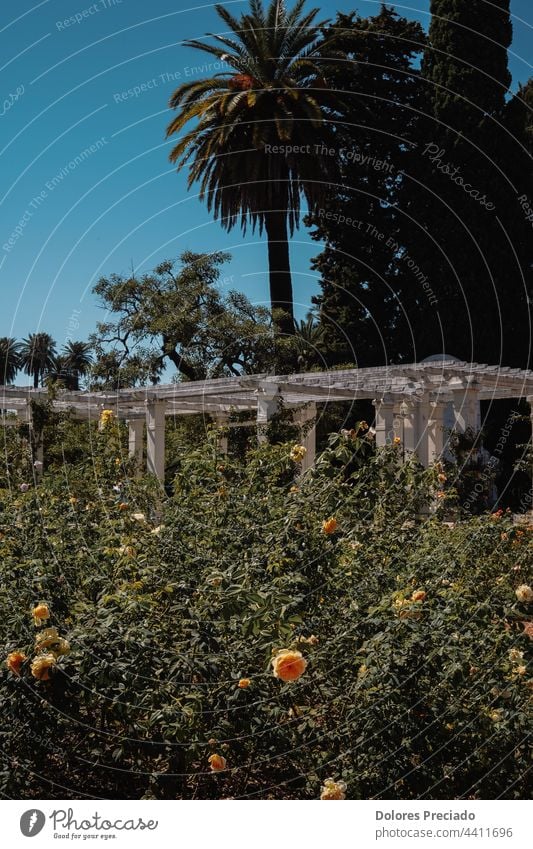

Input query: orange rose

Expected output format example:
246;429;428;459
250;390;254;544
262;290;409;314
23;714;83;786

411;590;426;602
394;598;422;620
31;653;57;681
322;517;338;535
393;436;401;446
118;502;129;511
208;753;227;772
6;651;26;676
32;603;50;626
272;649;307;682
238;678;251;689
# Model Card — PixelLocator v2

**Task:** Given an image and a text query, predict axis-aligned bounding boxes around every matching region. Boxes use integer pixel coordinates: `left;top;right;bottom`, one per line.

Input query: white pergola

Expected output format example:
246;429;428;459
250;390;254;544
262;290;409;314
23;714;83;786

2;356;533;481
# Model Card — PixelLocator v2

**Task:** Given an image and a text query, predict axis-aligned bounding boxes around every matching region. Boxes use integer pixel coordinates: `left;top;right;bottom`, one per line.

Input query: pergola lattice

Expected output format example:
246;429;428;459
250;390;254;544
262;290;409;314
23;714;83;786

2;356;533;480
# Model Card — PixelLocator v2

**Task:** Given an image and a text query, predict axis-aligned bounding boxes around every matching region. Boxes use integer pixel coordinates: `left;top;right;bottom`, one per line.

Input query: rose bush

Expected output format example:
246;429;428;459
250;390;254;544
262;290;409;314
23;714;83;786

0;426;531;799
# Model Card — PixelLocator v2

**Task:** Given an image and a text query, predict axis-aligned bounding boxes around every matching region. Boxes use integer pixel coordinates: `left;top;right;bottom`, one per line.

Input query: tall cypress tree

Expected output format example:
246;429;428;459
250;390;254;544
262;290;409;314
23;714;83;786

422;0;512;143
398;0;532;367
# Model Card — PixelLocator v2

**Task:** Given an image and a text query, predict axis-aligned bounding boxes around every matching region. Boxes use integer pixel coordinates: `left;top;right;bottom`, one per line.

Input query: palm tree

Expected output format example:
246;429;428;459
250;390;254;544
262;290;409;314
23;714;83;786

294;313;326;369
19;333;57;388
166;0;339;336
0;337;21;384
61;340;93;390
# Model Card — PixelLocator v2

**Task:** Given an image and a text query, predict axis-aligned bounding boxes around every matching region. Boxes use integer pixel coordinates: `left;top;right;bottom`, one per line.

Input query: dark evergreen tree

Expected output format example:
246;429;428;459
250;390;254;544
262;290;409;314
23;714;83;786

306;5;426;366
421;0;512;146
398;0;532;367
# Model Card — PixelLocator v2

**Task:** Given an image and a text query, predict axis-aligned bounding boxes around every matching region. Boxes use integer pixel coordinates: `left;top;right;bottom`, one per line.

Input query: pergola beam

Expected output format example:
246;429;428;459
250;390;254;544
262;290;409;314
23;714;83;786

1;358;532;477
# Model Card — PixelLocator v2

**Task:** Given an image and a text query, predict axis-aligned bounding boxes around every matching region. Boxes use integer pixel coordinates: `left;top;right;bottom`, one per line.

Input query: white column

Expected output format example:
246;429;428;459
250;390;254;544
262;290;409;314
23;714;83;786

416;396;431;467
128;419;144;472
146;400;166;482
257;385;281;444
373;395;395;448
398;399;418;458
33;441;44;480
21;403;44;480
294;402;317;471
214;413;229;455
452;386;480;434
427;400;446;465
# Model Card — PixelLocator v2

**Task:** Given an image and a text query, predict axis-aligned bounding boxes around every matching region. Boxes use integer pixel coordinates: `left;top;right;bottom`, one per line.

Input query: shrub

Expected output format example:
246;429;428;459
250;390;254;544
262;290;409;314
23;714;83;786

0;428;530;799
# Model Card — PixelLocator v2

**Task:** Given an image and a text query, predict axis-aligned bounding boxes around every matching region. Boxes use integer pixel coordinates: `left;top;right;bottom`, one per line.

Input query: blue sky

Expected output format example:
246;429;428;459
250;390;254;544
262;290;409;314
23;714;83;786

1;0;532;361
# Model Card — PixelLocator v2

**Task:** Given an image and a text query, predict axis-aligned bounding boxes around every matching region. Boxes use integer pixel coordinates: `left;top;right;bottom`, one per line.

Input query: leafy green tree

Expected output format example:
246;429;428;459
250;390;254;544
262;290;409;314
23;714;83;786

166;0;340;336
305;5;426;366
19;333;57;388
90;252;276;386
0;337;21;384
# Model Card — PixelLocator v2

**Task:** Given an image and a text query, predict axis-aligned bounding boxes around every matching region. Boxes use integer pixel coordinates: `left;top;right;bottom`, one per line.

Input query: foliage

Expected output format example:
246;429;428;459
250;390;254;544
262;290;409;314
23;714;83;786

19;333;57;389
1;428;531;800
401;0;532;366
0;338;21;385
90;253;277;386
54;341;94;390
306;5;426;366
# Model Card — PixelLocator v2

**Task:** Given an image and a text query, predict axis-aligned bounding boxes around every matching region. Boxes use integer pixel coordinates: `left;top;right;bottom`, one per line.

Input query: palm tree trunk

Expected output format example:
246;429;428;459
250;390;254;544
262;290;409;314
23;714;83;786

264;211;295;336
33;371;39;389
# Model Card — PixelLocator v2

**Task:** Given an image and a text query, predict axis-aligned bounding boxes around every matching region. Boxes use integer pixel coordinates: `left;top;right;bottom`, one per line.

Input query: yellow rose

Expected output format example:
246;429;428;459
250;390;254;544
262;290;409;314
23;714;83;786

515;585;533;603
34;627;60;651
32;603;50;626
99;409;115;430
489;709;503;723
6;651;26;676
238;678;251;689
509;648;524;664
36;629;70;658
322;517;338;535
320;778;347;800
272;649;307;683
208;753;227;772
290;445;307;463
31;653;57;681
